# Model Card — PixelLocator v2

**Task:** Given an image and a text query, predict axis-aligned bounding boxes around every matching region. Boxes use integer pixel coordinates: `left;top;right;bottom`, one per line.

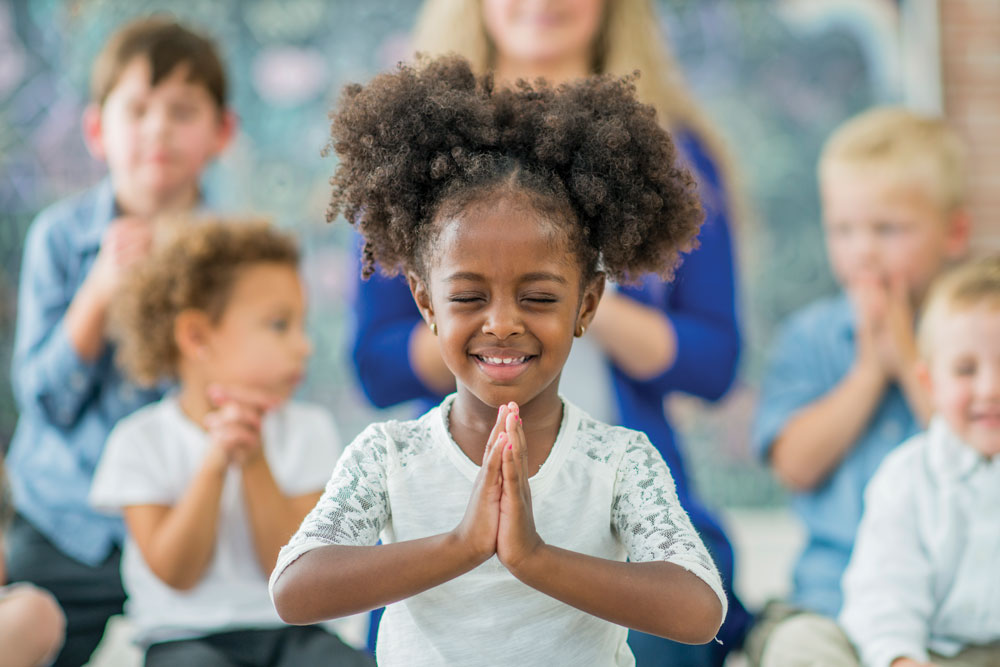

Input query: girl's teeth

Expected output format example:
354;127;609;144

483;356;525;365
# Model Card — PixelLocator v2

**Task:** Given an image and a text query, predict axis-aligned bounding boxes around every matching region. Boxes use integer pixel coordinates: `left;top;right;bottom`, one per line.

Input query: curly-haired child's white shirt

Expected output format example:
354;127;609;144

840;417;1000;667
90;396;344;646
270;395;726;667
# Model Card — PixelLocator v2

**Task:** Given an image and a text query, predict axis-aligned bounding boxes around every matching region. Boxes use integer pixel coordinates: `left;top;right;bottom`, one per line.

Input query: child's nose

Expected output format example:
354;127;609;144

482;301;524;339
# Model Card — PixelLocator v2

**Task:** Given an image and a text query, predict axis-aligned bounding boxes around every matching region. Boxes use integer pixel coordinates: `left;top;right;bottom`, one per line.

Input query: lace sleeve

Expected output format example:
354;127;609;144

270;424;391;589
611;432;727;614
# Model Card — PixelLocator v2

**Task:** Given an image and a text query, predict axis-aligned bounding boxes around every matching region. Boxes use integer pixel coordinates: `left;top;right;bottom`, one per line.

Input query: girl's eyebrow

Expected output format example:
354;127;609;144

444;271;568;285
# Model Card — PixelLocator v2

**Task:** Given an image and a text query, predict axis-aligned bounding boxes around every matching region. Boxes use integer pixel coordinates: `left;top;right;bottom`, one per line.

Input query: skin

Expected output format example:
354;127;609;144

273;194;724;643
67;56;234;364
768;167;970;491
409;0;677;393
484;0;604;84
0;570;66;667
123;263;319;590
918;304;1000;458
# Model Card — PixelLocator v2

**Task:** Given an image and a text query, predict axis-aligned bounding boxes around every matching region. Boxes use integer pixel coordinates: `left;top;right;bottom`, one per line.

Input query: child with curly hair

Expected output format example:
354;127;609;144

88;219;373;666
269;56;727;665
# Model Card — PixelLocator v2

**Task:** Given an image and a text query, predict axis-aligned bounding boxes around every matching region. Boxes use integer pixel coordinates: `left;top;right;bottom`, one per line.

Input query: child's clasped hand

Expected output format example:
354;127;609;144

454;401;543;573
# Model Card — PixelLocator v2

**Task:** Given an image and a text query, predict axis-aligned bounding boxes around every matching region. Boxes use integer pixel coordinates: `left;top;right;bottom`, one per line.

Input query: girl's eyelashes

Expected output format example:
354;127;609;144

523;293;559;304
446;292;561;304
448;293;485;303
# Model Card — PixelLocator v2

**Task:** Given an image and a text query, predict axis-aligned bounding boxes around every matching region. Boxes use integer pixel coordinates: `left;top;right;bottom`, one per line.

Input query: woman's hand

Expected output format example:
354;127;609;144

497;403;544;572
452;405;508;565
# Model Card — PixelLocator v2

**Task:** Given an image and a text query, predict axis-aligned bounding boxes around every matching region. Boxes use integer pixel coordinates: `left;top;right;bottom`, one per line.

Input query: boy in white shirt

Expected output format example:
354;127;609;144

840;255;1000;667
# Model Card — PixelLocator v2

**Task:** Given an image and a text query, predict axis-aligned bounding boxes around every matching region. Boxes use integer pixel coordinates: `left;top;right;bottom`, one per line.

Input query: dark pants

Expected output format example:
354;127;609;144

4;513;126;667
145;626;376;667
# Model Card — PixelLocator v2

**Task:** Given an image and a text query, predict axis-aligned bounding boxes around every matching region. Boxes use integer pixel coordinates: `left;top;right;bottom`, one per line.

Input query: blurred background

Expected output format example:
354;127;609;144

1;0;997;515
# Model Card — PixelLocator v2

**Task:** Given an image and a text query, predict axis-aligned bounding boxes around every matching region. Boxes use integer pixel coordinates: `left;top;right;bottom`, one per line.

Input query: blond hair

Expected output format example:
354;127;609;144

819;106;966;212
109;217;299;386
917;255;1000;359
410;0;746;228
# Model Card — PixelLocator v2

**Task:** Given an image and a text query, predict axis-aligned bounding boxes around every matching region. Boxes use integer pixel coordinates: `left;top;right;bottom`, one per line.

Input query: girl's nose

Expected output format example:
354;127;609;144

482;299;524;340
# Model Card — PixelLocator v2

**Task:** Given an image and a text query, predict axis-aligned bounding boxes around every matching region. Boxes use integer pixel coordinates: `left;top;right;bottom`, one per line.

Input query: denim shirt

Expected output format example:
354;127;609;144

7;179;167;565
752;292;921;618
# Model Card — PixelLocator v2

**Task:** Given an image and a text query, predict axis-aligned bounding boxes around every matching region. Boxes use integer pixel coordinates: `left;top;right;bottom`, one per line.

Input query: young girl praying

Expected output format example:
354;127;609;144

89;219;372;666
270;56;727;666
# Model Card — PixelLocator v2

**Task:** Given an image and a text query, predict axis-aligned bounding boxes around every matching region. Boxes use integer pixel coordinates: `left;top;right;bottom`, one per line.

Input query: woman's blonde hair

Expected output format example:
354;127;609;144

411;0;745;227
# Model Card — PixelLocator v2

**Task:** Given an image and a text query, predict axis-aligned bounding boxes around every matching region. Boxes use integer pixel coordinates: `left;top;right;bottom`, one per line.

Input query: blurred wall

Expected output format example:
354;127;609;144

940;0;1000;253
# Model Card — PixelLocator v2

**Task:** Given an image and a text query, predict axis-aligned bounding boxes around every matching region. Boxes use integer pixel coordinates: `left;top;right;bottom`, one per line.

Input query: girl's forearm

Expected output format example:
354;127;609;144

509;546;723;645
240;456;319;575
272;534;484;625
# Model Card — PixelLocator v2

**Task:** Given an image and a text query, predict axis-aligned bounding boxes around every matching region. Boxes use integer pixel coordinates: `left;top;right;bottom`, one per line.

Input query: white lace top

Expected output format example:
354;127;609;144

270;396;726;666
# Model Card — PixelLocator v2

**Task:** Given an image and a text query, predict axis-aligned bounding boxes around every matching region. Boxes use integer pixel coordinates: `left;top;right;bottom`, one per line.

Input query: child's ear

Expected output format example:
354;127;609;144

944;207;972;260
576;273;606;336
407;272;436;330
82;104;105;161
915;359;933;394
212;109;238;156
174;309;213;361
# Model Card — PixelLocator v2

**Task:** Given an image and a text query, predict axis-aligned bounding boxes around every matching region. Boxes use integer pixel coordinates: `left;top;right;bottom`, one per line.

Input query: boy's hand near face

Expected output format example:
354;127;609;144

66;217;153;362
88;217;154;304
849;273;931;423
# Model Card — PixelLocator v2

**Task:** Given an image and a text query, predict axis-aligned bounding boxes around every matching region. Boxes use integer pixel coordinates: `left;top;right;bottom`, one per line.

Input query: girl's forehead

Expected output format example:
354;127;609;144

431;203;580;279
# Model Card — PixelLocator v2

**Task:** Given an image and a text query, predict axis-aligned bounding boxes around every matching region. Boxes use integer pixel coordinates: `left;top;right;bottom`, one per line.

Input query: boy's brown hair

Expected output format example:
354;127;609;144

91;15;227;109
108;217;299;386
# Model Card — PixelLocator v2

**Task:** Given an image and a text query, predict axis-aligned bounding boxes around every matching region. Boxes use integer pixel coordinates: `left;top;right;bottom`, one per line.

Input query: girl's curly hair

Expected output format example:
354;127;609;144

108;217;299;387
327;55;704;284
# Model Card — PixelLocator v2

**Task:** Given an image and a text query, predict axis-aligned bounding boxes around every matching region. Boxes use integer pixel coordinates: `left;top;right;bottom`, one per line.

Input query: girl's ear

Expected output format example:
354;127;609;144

82;104;105;160
576;273;606;336
174;309;213;361
407;272;436;330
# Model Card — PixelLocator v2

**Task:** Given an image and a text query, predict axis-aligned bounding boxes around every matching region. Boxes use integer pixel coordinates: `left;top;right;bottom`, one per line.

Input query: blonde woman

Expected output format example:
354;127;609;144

350;3;750;664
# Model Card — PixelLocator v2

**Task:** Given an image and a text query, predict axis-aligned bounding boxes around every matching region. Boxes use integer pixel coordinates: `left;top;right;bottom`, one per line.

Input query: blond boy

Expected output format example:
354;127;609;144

6;17;233;665
841;256;1000;667
747;108;970;666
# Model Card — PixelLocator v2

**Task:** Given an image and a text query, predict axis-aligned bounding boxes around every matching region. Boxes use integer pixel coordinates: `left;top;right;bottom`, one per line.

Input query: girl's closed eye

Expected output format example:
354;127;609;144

522;292;559;305
449;292;486;304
